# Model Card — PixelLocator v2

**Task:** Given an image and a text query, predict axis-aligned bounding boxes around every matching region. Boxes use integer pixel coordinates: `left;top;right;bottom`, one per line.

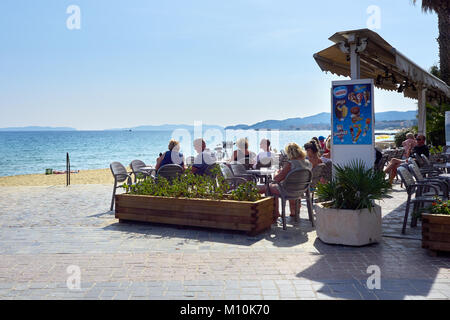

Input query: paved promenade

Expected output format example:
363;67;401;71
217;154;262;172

0;183;449;300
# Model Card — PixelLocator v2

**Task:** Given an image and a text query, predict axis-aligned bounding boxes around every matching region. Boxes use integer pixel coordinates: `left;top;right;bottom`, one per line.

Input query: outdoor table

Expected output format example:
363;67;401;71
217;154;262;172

246;169;277;186
138;166;156;177
433;163;450;173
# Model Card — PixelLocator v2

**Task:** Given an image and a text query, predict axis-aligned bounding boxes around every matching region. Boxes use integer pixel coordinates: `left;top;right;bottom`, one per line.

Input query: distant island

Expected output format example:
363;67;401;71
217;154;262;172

0;111;417;132
225;111;417;131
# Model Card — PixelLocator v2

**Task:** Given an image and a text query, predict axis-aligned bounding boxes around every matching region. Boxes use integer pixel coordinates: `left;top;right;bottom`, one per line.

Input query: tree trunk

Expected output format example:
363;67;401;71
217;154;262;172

437;8;450;86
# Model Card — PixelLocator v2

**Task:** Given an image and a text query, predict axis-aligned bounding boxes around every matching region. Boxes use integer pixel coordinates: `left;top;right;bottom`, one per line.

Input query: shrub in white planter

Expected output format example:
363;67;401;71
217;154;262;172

314;160;391;246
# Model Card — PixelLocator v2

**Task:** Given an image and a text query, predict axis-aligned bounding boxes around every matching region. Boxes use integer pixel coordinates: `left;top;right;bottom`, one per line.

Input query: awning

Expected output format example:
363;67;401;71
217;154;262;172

314;29;450;103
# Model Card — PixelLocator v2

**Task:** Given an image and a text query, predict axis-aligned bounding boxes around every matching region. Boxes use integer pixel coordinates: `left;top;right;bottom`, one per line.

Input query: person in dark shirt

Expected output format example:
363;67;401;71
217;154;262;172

375;148;382;166
155;139;185;171
412;134;430;158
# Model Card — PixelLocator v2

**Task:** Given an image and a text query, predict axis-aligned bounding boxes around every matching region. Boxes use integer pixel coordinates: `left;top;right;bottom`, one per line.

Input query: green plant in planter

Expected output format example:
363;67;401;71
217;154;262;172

419;197;450;216
230;181;261;202
316;160;392;211
123;166;258;201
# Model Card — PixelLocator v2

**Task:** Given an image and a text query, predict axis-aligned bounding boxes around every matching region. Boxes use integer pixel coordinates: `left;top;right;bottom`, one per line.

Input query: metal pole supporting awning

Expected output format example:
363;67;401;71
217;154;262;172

314;28;450;134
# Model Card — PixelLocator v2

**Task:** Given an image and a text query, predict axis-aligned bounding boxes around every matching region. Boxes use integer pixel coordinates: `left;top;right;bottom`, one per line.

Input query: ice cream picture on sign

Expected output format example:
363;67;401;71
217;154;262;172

332;83;373;145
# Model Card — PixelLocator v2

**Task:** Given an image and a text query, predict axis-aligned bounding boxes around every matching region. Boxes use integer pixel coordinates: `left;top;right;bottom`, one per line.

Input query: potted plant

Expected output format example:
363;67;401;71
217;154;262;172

429;145;444;163
116;167;276;236
314;160;391;246
421;197;450;255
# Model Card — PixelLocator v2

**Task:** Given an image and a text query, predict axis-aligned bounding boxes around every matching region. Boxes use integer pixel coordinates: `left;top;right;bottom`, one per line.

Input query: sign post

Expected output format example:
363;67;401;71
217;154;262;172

331;79;375;170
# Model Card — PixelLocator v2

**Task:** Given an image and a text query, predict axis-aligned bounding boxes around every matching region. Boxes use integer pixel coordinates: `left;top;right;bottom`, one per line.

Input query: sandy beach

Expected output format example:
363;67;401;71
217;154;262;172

0;168;115;187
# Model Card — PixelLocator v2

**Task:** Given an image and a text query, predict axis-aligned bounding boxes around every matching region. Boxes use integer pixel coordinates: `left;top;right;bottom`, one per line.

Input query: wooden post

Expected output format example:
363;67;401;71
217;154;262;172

417;85;427;135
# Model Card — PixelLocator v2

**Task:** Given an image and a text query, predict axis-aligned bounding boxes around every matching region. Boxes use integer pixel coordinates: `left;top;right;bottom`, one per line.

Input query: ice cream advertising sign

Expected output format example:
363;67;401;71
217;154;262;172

332;81;373;145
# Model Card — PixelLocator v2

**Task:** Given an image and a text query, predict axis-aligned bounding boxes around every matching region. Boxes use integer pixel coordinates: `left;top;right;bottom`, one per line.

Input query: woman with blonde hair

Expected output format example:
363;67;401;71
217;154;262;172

155;139;185;171
259;143;312;219
402;132;417;158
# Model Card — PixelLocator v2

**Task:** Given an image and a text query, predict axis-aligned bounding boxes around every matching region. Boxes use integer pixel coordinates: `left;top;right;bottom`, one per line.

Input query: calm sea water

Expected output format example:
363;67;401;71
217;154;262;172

0;130;340;177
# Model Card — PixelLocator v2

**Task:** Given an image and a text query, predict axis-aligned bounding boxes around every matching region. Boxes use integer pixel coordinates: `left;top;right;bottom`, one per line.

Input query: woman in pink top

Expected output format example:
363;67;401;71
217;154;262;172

402;133;417;158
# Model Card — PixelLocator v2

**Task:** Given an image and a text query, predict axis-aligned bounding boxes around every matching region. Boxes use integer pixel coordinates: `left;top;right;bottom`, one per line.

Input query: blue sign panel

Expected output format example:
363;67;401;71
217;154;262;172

332;82;373;145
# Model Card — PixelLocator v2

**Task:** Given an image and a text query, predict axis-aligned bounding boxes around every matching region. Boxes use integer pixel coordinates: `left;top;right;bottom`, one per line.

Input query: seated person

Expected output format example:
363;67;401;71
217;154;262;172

191;138;216;175
304;140;323;169
386;134;430;182
402;133;417;159
232;138;256;169
255;139;274;169
321;136;332;161
155;139;185;171
375;147;382;167
258;143;312;218
412;134;430;159
305;140;326;186
318;136;326;153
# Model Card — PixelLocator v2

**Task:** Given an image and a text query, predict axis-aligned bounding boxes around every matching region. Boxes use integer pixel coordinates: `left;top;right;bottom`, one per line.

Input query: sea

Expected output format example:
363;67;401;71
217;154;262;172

0;130;395;177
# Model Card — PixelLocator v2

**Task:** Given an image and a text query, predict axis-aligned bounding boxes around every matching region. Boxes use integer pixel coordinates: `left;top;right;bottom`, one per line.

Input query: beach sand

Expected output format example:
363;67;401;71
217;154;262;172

0;168;116;187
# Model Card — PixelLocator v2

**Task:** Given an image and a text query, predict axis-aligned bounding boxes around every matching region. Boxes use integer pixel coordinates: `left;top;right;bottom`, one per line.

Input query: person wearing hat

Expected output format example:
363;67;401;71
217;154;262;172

318;136;326;152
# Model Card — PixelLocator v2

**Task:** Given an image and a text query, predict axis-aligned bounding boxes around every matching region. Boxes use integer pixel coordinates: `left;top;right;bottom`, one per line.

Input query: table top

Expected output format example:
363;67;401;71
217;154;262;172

246;169;277;175
433;163;450;168
138;166;155;171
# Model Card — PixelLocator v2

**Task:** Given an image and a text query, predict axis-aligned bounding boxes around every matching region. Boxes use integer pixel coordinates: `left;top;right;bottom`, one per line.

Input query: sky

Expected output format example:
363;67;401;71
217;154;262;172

0;0;440;130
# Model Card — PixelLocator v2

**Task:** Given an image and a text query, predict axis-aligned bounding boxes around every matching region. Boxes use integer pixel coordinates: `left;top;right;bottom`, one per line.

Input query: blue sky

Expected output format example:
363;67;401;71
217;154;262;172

0;0;439;130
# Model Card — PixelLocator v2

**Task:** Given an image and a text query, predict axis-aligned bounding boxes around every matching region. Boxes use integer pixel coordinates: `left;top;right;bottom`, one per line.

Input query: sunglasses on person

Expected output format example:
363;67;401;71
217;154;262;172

416;138;424;141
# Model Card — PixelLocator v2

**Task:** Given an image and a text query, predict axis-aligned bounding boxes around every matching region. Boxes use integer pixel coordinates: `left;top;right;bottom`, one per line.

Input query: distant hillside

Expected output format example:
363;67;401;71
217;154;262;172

225;111;417;130
0;126;76;131
107;124;224;131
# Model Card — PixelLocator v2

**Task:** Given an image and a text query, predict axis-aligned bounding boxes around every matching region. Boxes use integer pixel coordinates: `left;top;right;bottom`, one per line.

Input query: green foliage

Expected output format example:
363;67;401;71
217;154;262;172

230;181;262;202
430;64;441;79
417;197;450;219
430;197;450;216
426;102;450;147
123;166;260;202
394;127;417;148
430;145;443;155
315;160;392;211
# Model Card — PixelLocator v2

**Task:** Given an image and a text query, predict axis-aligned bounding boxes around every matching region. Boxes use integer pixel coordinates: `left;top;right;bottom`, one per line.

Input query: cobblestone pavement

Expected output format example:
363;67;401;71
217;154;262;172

0;184;449;300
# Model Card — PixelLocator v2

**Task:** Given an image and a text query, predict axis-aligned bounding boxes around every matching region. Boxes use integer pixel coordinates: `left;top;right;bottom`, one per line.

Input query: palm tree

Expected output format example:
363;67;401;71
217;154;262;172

412;0;450;85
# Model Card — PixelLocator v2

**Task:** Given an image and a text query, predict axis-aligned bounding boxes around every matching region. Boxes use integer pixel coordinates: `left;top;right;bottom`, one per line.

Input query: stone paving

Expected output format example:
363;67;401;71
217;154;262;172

0;183;449;300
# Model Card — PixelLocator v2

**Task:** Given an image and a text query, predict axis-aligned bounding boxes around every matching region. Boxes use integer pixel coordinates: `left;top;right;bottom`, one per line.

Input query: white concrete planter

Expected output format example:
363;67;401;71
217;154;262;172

314;203;382;247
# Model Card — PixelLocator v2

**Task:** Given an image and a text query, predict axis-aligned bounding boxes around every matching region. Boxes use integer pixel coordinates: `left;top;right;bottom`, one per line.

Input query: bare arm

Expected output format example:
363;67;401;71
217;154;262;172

273;162;291;184
155;153;165;171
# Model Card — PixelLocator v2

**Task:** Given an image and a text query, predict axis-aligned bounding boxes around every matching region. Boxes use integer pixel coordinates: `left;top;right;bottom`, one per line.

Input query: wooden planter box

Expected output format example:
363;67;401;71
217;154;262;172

422;213;450;254
115;194;276;236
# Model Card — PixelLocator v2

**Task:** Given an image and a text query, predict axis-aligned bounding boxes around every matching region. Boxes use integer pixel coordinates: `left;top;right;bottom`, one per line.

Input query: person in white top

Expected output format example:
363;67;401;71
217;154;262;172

191;138;216;175
255;139;274;169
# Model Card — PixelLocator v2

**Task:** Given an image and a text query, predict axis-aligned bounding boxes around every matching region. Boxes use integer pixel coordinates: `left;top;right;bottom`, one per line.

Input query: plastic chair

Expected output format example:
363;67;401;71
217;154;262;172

219;164;247;190
397;167;441;234
230;162;258;183
272;168;314;230
130;160;154;183
110;162;133;211
408;163;449;199
311;163;326;203
156;164;183;181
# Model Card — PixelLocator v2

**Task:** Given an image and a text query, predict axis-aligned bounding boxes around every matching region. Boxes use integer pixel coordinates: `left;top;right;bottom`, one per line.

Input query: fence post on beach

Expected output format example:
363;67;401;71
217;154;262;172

66;152;71;186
